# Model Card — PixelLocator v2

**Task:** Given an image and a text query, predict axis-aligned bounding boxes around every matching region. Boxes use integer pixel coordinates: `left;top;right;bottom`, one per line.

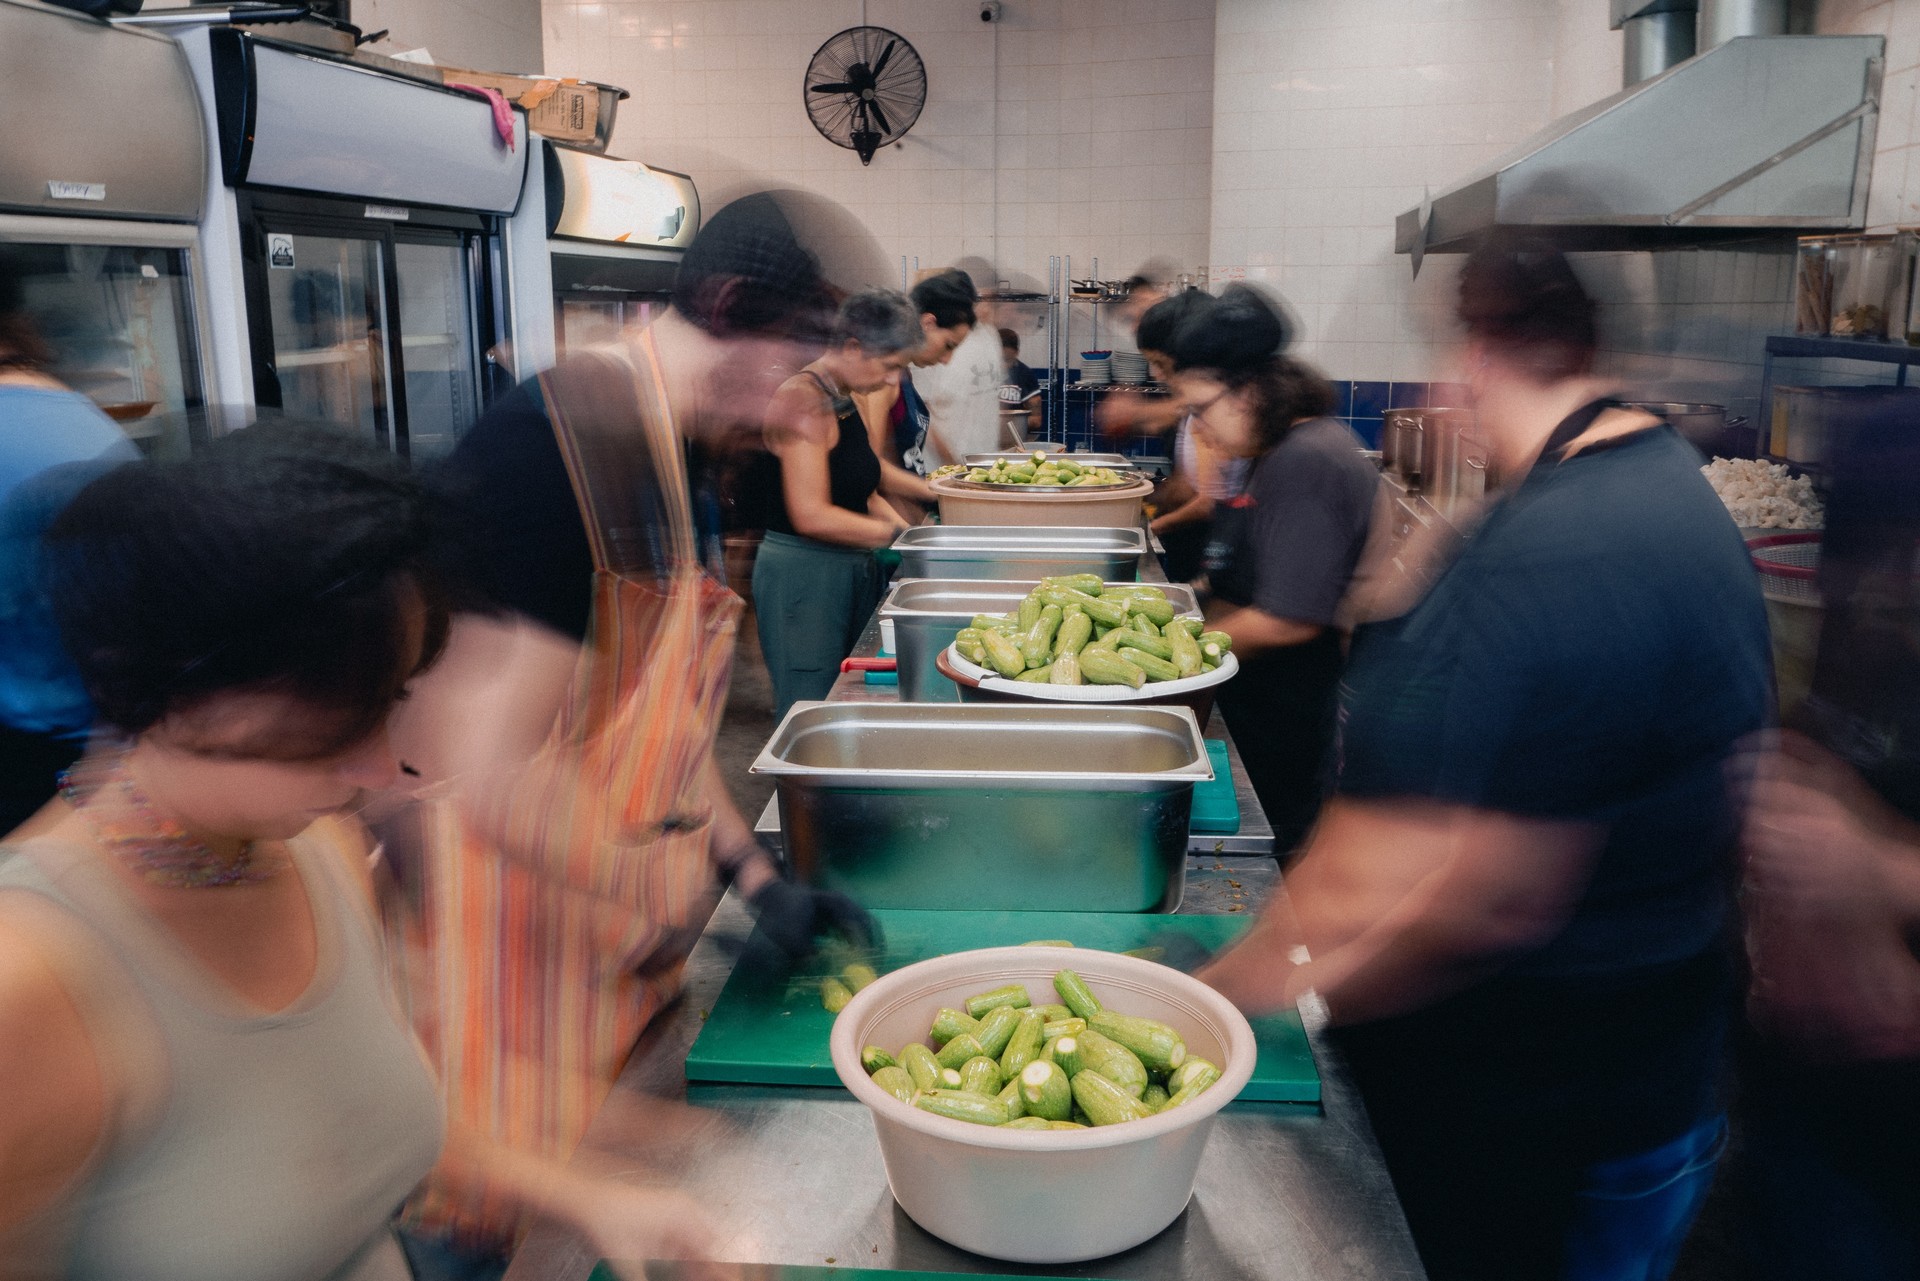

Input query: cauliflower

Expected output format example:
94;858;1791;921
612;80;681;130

1700;457;1825;530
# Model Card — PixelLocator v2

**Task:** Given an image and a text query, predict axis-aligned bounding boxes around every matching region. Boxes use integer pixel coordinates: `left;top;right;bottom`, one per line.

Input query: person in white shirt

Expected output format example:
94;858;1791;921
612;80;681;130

910;273;1006;466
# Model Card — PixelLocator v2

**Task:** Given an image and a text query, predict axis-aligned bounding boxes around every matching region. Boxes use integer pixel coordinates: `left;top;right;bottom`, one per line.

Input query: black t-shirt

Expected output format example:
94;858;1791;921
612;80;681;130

430;378;596;642
1204;416;1377;623
1330;422;1773;1155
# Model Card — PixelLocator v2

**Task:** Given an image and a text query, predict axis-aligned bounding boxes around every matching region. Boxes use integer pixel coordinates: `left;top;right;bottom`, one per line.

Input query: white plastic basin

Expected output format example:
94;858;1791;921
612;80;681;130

829;946;1257;1263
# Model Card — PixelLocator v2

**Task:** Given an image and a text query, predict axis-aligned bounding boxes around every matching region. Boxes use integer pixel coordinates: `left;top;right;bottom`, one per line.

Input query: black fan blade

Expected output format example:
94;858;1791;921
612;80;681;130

809;81;856;94
867;94;893;138
871;40;897;77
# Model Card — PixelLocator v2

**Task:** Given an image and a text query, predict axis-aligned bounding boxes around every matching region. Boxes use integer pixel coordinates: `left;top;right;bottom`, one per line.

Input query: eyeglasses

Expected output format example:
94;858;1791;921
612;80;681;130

1184;389;1229;421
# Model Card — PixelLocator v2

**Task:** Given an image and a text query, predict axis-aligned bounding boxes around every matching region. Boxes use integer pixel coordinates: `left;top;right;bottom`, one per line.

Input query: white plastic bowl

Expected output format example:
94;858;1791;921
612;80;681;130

829;946;1257;1263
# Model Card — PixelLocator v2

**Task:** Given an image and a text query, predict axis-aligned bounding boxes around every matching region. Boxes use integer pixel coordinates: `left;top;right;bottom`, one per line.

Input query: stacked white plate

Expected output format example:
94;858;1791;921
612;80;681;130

1079;355;1112;384
1110;352;1151;383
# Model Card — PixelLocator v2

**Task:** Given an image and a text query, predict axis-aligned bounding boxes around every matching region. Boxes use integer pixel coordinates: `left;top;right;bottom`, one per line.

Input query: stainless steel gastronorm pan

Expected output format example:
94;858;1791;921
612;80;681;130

749;702;1212;912
879;579;1201;704
891;525;1146;583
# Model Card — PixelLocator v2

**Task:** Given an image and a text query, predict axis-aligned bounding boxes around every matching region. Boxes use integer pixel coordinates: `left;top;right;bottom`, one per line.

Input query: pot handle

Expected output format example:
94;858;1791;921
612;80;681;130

1726;416;1749;429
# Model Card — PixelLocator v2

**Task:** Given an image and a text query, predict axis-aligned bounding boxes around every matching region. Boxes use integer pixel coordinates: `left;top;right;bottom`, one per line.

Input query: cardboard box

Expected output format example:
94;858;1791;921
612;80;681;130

434;67;615;148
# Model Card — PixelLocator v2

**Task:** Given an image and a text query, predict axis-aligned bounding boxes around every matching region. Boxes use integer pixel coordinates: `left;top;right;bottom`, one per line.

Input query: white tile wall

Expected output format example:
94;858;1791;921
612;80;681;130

359;0;544;74
542;0;1215;296
1208;0;1569;383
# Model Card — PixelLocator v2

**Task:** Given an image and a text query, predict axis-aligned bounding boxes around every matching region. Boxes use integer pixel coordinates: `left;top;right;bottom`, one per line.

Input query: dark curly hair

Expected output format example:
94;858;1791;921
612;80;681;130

43;425;450;756
1220;355;1339;454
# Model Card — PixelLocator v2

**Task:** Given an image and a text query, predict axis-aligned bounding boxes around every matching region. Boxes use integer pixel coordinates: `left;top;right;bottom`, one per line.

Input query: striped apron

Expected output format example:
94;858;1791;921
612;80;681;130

398;332;742;1245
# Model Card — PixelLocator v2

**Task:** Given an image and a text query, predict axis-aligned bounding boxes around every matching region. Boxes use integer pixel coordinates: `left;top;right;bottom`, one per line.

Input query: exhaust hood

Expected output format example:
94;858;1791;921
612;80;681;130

1396;35;1884;262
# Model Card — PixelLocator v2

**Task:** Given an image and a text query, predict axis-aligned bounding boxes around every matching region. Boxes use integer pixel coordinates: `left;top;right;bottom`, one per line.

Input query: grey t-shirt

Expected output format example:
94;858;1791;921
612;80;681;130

1203;417;1378;624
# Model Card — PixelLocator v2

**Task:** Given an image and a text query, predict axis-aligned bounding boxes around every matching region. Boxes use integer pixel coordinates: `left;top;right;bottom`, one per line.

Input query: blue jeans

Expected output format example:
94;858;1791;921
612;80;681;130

1563;1114;1727;1281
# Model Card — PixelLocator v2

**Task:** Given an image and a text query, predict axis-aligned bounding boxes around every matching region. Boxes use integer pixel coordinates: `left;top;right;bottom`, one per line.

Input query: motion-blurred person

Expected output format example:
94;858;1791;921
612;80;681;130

998;327;1042;441
1197;235;1772;1281
0;429;722;1280
910;268;1004;465
1735;399;1920;1281
853;268;975;517
389;193;874;1277
0;251;137;832
1132;289;1242;581
1167;286;1374;852
746;289;919;718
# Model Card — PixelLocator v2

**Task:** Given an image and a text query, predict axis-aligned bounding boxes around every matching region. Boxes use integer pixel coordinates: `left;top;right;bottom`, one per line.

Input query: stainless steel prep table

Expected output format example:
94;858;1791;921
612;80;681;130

502;542;1423;1281
502;887;1425;1281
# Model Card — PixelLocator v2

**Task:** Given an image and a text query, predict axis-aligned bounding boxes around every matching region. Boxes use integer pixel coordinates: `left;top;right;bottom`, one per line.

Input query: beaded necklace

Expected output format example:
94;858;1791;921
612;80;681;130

58;753;287;889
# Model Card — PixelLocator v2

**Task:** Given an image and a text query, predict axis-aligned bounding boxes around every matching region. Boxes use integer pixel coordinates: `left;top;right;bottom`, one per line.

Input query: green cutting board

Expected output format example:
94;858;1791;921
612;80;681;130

595;1265;1126;1281
684;909;1319;1105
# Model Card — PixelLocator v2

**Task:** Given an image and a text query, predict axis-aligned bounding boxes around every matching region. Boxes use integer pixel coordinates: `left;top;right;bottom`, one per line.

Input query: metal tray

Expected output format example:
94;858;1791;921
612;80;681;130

891;525;1146;583
750;703;1211;912
879;578;1200;704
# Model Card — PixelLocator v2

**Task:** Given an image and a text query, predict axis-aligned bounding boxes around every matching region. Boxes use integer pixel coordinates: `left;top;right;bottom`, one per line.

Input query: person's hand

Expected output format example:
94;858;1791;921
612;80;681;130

571;1180;739;1281
1131;929;1215;974
736;874;880;984
1094;390;1145;440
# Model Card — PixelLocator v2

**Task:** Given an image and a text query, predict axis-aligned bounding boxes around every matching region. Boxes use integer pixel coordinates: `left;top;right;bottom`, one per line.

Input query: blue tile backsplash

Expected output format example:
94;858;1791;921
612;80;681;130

1324;378;1462;450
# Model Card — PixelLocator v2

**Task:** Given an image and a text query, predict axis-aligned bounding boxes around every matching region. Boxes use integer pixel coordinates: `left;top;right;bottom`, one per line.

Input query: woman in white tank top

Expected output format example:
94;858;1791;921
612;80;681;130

0;429;722;1280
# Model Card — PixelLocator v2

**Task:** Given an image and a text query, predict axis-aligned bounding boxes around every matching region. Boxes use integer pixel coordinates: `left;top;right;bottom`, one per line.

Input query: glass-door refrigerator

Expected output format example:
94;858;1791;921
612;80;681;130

0;0;216;458
207;29;527;461
544;143;699;356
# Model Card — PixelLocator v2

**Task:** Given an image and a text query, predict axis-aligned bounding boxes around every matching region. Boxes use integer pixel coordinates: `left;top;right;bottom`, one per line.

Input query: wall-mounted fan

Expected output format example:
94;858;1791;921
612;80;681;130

804;26;927;166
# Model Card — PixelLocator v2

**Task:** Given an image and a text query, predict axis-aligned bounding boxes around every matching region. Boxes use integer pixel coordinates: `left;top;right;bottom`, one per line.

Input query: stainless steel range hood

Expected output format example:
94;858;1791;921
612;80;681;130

1396;35;1884;260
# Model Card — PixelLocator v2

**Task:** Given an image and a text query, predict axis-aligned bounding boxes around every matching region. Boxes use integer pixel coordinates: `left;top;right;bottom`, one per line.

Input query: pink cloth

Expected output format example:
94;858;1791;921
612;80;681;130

446;83;515;150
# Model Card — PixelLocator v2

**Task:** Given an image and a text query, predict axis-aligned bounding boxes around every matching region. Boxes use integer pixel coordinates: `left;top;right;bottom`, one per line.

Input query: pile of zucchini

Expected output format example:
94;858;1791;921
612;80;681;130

856;968;1223;1130
954;577;1232;688
933;452;1132;488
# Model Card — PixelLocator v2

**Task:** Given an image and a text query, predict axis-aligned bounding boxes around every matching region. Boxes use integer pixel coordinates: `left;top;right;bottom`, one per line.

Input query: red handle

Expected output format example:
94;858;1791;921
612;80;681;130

840;656;898;673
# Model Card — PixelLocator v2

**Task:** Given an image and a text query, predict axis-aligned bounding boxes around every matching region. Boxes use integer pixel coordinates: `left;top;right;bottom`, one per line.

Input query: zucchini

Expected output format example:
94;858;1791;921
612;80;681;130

1198;630;1234;661
1052;969;1103;1020
936;1032;987;1071
1016;595;1042;630
965;983;1033;1019
960;1055;1003;1096
1047;1120;1088;1130
843;963;878;993
1087;1010;1189;1074
941;1067;964;1088
969;614;1015;632
972;1004;1024;1059
870;1065;917;1103
1002;1115;1054;1130
1075;1028;1150;1098
997;1078;1027;1120
1049;652;1083;685
1142;1082;1172;1111
1119;648;1181;683
1071;1069;1155;1126
915;1089;1010;1126
1161;1066;1220;1110
1166;624;1204;679
1044;1033;1084;1079
820;977;853;1013
1113;629;1174;661
1127;611;1161;638
1074;592;1131;628
1033;1003;1073;1020
981;629;1027;679
954;630;988;666
1014;664;1054;683
1165;617;1203;639
1125;595;1177;626
1079;648;1145;688
930;1007;980;1046
861;1045;897;1074
999;1008;1046;1078
1041;1017;1086;1041
1017;1059;1073;1121
900;1043;943;1093
1167;1057;1219;1094
1039;573;1105;595
1021;604;1063;669
1054;611;1093;657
